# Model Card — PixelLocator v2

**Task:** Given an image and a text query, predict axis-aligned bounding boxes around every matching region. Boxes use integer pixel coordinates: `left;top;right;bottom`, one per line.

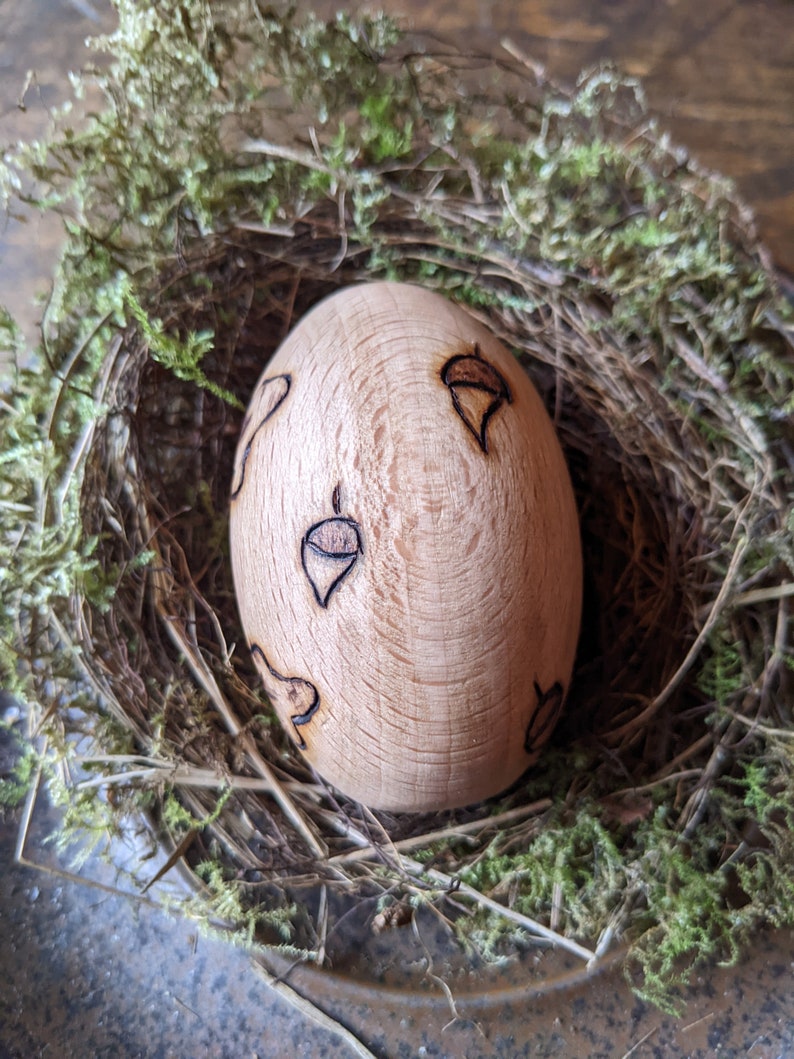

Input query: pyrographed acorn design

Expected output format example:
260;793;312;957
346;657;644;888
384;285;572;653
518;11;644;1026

441;343;512;453
250;642;320;749
524;680;565;756
230;373;291;498
301;513;363;607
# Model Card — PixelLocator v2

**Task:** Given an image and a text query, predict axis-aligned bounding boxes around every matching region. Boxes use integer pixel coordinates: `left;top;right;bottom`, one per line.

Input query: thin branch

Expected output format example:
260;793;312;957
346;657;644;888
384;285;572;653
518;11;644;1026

242;138;334;171
609;769;704;798
325;799;552;865
403;855;597;964
727;581;794;610
727;711;794;740
252;961;378;1059
75;762;297;792
606;535;751;744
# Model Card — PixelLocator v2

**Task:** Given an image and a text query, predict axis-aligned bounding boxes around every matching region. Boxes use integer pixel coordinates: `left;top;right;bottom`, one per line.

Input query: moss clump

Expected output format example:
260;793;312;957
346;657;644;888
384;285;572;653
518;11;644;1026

0;716;36;809
1;0;793;1010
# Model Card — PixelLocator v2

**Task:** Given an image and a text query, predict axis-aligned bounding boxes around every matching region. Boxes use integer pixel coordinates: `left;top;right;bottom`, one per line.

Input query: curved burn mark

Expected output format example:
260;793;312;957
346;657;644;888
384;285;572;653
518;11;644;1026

523;680;565;755
441;343;512;454
250;641;319;750
301;515;363;608
231;373;291;499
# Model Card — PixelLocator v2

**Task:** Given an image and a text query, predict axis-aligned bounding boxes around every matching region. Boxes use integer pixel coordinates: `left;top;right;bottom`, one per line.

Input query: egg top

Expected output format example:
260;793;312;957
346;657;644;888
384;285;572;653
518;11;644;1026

229;281;582;811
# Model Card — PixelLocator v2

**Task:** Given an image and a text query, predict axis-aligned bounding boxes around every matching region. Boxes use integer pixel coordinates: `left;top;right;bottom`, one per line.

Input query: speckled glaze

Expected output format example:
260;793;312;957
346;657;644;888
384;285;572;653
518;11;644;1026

4;788;794;1059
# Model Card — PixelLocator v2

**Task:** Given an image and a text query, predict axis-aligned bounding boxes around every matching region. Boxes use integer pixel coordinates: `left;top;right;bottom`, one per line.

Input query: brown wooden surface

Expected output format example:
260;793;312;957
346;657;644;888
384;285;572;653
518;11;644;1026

374;0;794;274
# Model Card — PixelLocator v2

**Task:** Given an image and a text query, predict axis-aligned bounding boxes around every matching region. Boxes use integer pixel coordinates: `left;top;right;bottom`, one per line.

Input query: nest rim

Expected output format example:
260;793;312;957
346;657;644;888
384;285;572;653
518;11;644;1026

73;210;790;983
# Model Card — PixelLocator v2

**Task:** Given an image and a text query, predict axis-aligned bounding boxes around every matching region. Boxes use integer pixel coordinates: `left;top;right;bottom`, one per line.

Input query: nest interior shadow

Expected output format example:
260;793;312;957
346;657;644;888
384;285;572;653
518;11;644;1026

104;239;711;800
2;2;793;1010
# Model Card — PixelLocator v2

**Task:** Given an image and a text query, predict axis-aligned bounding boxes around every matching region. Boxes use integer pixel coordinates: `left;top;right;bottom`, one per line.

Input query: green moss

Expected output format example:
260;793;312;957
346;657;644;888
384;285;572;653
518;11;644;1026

462;807;626;938
191;858;299;948
359;90;414;162
124;288;240;408
0;722;37;807
629;835;736;1012
161;786;232;833
696;634;744;706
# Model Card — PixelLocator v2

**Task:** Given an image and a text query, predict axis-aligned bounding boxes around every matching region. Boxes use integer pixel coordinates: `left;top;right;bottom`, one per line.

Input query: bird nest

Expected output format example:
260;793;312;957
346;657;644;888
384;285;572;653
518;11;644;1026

2;2;793;1010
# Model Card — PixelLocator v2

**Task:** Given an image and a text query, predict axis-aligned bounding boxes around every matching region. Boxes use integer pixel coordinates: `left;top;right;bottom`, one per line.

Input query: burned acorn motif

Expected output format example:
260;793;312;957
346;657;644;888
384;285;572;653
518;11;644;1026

229;281;582;812
230;373;290;499
441;343;512;453
301;488;364;608
249;643;319;750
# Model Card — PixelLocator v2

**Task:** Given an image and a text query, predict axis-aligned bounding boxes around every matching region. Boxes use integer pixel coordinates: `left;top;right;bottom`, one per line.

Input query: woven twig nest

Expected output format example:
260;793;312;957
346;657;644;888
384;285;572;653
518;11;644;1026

2;2;793;1009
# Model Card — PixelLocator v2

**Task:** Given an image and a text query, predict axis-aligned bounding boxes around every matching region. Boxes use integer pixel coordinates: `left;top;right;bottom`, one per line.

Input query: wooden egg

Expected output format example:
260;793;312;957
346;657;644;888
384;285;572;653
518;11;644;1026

229;282;582;812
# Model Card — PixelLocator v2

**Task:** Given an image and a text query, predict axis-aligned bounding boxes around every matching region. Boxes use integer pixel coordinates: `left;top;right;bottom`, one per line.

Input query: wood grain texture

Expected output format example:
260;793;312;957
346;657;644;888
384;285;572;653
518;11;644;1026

314;0;794;273
230;283;582;811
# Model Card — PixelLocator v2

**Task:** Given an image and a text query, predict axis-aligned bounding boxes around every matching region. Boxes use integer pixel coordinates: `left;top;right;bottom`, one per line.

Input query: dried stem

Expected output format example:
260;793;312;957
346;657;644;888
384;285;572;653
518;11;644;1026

325;799;553;865
252;961;378;1059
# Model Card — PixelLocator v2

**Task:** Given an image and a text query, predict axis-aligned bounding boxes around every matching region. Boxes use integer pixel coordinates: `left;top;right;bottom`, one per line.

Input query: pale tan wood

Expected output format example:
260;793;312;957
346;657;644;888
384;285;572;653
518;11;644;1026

229;282;581;811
